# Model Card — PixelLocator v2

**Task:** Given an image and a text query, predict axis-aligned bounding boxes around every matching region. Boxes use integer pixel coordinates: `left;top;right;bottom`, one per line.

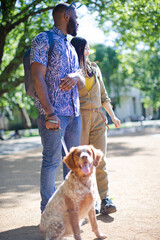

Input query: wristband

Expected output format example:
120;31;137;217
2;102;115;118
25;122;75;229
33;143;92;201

45;112;56;119
46;120;58;124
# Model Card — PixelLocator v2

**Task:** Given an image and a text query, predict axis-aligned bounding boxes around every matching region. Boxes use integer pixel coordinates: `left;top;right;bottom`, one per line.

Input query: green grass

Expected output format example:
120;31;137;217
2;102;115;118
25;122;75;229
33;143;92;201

3;129;39;139
2;122;143;139
108;121;141;129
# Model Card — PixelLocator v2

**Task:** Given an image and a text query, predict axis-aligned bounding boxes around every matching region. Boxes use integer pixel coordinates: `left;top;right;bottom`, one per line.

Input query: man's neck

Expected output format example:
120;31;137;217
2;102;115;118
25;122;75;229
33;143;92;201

55;23;67;36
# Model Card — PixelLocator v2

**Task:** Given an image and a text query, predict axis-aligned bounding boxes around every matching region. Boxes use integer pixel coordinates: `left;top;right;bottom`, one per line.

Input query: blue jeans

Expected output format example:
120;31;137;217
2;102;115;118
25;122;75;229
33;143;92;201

37;114;81;212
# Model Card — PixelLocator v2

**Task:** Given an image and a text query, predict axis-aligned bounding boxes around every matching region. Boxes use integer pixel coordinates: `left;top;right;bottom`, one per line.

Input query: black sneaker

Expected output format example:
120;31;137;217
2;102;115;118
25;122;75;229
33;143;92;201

100;197;117;214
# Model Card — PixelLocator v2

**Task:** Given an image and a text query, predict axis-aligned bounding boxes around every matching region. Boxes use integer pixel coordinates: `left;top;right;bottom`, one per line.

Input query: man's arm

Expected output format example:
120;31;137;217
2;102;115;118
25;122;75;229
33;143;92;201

60;71;85;90
31;62;60;129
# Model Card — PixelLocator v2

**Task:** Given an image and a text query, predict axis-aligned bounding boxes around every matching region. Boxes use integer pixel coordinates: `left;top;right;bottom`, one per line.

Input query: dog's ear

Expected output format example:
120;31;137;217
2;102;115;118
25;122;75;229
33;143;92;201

63;147;77;170
89;145;103;167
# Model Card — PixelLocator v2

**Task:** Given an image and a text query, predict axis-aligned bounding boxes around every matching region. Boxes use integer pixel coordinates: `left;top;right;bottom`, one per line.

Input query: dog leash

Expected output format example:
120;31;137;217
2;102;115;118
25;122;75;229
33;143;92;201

46;119;69;155
58;128;69;155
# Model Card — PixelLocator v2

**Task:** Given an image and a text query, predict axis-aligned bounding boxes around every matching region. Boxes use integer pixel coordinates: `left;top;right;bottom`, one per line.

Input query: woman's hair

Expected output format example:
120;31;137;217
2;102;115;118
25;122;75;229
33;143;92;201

71;37;94;77
70;37;87;67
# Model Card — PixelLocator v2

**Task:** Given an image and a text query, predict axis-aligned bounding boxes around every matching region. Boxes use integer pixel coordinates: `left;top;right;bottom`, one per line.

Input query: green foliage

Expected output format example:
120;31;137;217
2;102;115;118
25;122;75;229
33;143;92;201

90;44;127;105
0;0;61;121
116;41;160;109
99;0;160;48
0;0;108;121
0;0;60;94
0;83;38;120
90;41;160;109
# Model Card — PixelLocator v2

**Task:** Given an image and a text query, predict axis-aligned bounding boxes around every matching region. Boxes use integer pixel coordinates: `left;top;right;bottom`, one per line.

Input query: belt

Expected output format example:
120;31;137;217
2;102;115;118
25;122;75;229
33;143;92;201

81;108;110;130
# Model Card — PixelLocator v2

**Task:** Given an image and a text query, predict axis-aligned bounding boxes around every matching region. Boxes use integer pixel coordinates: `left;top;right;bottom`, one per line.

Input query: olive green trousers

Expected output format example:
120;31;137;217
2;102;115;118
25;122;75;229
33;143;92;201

80;109;109;200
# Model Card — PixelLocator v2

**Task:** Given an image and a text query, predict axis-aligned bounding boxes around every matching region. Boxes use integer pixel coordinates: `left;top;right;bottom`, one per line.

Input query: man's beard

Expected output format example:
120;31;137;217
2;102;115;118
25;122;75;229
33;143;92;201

67;17;77;36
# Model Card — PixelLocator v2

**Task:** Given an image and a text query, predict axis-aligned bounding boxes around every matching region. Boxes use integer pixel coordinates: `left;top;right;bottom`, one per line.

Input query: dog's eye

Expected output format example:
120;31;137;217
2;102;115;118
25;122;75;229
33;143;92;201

75;151;80;156
87;150;91;156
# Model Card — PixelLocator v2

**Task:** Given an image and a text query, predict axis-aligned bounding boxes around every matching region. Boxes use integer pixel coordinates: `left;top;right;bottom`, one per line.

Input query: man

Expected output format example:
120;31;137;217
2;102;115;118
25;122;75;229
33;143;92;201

30;3;85;213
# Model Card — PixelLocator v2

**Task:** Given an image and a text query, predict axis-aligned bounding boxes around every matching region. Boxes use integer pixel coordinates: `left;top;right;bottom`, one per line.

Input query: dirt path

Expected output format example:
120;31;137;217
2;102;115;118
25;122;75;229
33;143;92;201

0;127;160;240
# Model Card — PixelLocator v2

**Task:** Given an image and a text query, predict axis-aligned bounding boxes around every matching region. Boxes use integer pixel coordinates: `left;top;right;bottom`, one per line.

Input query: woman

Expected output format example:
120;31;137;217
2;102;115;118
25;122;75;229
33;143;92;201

71;37;120;214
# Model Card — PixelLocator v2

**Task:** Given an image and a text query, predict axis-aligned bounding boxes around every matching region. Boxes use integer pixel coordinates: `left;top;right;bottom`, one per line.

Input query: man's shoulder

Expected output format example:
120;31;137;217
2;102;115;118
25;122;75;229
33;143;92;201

33;31;50;42
31;29;58;49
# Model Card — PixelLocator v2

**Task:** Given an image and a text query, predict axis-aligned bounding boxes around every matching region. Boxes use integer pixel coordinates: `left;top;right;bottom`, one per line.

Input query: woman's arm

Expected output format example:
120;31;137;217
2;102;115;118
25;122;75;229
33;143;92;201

103;101;121;128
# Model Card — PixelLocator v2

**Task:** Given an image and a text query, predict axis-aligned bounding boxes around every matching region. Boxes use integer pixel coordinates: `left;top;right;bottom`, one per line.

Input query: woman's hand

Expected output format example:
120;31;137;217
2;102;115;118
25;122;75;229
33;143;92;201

112;116;121;128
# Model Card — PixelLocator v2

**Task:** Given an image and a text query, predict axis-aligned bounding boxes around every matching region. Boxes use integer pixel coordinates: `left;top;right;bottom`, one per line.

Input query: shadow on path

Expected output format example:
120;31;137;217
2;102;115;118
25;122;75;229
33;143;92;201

0;226;43;240
97;214;114;223
107;141;143;157
0;148;63;197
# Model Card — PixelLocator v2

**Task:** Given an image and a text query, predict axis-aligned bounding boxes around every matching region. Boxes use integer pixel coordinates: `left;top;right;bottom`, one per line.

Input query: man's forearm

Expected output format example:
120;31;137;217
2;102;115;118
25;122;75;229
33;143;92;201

60;71;85;90
77;69;85;89
34;76;54;115
77;74;85;89
31;63;54;115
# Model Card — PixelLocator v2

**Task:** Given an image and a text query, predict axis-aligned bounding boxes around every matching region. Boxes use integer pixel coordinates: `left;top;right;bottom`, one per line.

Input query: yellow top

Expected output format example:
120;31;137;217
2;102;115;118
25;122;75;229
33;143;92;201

85;75;95;91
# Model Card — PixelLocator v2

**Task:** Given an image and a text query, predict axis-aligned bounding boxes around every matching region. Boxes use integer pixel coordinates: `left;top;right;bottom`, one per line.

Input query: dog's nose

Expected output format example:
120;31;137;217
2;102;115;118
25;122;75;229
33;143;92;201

80;152;89;161
82;155;88;160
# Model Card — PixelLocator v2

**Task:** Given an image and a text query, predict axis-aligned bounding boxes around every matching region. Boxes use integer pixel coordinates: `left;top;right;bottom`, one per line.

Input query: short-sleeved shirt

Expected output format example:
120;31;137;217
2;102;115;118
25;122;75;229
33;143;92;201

30;26;80;116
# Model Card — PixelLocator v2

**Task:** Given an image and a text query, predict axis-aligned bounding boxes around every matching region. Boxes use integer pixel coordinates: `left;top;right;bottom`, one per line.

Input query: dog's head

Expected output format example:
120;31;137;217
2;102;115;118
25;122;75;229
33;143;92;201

63;145;103;177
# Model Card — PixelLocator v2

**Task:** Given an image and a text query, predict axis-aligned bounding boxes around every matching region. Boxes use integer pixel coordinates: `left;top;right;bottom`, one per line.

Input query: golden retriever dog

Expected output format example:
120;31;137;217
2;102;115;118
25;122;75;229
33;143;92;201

40;145;106;240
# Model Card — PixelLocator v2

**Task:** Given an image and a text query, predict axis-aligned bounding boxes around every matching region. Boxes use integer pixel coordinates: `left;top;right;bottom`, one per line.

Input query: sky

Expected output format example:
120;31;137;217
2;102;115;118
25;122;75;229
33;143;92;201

76;6;150;51
76;5;117;47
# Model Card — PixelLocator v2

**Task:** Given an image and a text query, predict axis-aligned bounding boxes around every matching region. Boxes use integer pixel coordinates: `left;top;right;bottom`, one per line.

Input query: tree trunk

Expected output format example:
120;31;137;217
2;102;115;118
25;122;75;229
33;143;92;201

0;28;7;67
18;105;32;129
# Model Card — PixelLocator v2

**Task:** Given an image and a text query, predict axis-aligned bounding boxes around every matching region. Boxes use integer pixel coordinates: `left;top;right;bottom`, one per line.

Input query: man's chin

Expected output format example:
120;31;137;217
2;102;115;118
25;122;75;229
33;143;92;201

71;32;77;37
69;30;77;37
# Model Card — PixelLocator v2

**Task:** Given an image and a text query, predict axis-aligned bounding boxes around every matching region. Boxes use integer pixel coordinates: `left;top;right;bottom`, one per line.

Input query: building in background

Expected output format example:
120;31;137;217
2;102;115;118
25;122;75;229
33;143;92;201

109;87;154;122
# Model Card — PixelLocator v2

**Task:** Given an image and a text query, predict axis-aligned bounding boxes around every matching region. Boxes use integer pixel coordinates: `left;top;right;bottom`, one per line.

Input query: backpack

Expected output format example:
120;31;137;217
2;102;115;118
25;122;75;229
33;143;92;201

23;31;54;98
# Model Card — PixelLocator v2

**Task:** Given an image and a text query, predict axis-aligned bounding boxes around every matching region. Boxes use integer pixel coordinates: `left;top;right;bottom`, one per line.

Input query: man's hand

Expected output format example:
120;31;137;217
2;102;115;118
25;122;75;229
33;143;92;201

60;72;82;90
45;115;60;130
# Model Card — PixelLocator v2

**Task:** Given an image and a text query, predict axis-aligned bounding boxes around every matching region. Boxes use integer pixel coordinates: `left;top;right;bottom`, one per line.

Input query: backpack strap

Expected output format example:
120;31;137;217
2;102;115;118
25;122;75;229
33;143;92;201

45;31;54;58
23;30;54;98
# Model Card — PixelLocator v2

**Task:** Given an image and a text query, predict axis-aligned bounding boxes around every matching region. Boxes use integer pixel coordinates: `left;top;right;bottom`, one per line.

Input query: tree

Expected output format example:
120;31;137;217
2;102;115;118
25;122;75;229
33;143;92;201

0;0;159;127
90;44;128;105
97;0;160;48
97;0;160;109
91;42;160;110
0;0;109;96
0;0;59;96
127;44;160;109
0;0;109;129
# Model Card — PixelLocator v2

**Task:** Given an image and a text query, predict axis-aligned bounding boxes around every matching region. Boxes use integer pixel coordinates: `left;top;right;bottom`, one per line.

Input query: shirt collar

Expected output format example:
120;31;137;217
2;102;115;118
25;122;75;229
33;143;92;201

52;26;66;39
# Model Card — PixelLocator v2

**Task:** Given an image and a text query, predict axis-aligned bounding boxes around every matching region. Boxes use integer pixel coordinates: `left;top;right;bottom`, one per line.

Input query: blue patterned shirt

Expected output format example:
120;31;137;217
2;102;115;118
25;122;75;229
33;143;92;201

30;26;80;116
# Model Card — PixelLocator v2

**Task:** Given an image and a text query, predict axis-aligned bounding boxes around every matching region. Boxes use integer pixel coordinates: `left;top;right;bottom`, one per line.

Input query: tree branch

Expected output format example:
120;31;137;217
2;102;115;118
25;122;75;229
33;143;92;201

12;0;42;20
0;32;27;85
7;6;55;33
0;76;24;97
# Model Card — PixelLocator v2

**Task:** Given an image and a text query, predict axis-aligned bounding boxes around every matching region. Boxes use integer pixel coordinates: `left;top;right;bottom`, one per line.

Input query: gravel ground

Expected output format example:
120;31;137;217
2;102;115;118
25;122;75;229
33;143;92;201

0;126;160;240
